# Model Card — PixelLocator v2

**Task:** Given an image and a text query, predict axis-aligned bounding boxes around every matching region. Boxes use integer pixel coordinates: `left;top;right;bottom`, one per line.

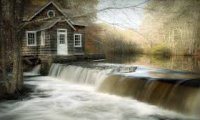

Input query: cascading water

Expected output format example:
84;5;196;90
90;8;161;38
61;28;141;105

0;63;199;120
23;64;41;76
48;63;200;117
48;63;113;86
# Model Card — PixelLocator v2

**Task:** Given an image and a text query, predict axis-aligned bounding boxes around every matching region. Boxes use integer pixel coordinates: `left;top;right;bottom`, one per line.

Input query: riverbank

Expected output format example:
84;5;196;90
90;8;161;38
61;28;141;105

0;83;33;101
105;54;200;73
0;80;16;100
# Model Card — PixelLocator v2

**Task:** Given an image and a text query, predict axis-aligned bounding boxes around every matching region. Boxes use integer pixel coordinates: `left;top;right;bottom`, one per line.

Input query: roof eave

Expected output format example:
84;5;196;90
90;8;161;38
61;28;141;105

26;1;76;31
73;24;87;27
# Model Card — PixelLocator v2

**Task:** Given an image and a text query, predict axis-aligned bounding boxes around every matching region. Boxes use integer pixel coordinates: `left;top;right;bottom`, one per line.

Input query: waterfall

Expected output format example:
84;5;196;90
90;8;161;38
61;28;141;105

48;63;200;117
32;64;41;74
48;63;113;86
97;75;200;116
24;64;41;76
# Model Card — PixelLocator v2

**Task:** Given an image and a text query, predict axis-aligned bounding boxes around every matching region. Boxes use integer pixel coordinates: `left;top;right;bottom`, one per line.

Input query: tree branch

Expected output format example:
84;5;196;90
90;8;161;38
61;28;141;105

71;0;151;19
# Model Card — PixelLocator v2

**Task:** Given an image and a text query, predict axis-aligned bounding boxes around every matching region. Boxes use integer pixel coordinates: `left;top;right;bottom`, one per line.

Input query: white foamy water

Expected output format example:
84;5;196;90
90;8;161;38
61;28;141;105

0;76;196;120
0;63;199;120
23;64;41;76
49;64;113;87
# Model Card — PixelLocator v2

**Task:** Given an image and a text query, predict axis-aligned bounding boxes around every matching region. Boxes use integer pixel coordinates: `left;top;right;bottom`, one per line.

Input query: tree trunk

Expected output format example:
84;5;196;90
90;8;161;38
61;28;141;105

0;0;7;81
12;0;25;90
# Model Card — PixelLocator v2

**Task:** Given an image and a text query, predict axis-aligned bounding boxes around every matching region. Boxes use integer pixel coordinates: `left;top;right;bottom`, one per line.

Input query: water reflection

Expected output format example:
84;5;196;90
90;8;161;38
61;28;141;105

106;55;200;73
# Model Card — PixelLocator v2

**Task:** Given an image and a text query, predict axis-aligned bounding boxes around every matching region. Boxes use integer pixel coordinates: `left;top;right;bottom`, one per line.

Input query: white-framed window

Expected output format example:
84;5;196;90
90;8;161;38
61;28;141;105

40;31;45;46
57;29;67;45
74;33;82;47
26;31;37;46
47;10;55;18
59;34;66;44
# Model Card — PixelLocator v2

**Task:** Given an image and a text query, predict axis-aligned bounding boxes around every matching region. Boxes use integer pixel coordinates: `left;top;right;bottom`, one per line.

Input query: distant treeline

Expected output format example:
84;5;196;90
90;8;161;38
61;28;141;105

85;0;200;57
85;24;144;56
140;0;200;56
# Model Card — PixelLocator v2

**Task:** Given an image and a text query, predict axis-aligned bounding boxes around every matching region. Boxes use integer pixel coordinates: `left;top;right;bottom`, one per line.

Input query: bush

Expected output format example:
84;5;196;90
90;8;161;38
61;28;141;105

151;45;172;57
103;36;143;56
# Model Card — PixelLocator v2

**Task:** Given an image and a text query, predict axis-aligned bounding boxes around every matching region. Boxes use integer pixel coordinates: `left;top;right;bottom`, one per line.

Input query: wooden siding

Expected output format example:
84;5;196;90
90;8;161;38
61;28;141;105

32;4;63;21
49;21;74;54
22;21;85;56
22;31;39;56
22;2;86;56
74;26;85;54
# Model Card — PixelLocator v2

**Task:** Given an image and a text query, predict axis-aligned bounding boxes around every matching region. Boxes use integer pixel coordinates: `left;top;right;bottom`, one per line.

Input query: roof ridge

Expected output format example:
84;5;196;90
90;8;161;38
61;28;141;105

27;1;66;21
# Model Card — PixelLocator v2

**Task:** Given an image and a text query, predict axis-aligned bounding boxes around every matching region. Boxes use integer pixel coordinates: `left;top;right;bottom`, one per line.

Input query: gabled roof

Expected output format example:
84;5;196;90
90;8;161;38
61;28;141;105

25;18;76;31
25;1;76;30
28;1;65;21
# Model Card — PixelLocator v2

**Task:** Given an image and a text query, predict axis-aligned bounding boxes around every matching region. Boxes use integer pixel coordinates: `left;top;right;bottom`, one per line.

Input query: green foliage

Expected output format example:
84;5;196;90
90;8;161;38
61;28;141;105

151;45;172;57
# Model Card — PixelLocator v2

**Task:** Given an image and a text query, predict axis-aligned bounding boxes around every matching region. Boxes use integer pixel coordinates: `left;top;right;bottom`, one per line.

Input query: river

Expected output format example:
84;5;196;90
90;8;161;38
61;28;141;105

0;55;200;120
105;55;200;73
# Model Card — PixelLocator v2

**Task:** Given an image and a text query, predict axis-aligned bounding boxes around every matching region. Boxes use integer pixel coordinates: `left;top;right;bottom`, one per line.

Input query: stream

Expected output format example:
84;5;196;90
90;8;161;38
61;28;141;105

0;55;200;120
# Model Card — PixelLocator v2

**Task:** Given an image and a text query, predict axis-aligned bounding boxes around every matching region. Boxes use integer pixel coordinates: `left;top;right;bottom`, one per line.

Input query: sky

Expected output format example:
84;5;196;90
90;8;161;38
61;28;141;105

97;0;147;29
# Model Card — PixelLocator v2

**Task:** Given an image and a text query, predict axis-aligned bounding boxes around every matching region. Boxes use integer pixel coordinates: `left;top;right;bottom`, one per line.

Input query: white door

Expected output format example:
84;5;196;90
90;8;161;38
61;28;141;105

57;29;68;55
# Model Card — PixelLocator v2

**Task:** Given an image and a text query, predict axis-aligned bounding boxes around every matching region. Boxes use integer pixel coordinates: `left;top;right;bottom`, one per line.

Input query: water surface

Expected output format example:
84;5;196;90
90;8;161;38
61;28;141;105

105;55;200;73
0;76;197;120
1;55;200;120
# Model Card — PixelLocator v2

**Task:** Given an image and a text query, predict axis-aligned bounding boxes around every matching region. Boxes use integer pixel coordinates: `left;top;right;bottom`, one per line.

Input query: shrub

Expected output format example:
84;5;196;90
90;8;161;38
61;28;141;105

103;35;143;56
151;45;172;57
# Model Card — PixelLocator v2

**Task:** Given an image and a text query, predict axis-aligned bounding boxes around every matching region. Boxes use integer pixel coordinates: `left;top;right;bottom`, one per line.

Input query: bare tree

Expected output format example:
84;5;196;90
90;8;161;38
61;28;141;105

140;0;200;55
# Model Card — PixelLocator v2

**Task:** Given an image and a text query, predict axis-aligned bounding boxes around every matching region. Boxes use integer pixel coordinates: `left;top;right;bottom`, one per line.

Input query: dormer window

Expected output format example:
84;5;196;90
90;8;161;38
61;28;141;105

47;10;55;18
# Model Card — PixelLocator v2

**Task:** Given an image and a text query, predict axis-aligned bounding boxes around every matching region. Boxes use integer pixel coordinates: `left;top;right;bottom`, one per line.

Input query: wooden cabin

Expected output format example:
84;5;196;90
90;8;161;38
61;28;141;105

22;1;85;57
